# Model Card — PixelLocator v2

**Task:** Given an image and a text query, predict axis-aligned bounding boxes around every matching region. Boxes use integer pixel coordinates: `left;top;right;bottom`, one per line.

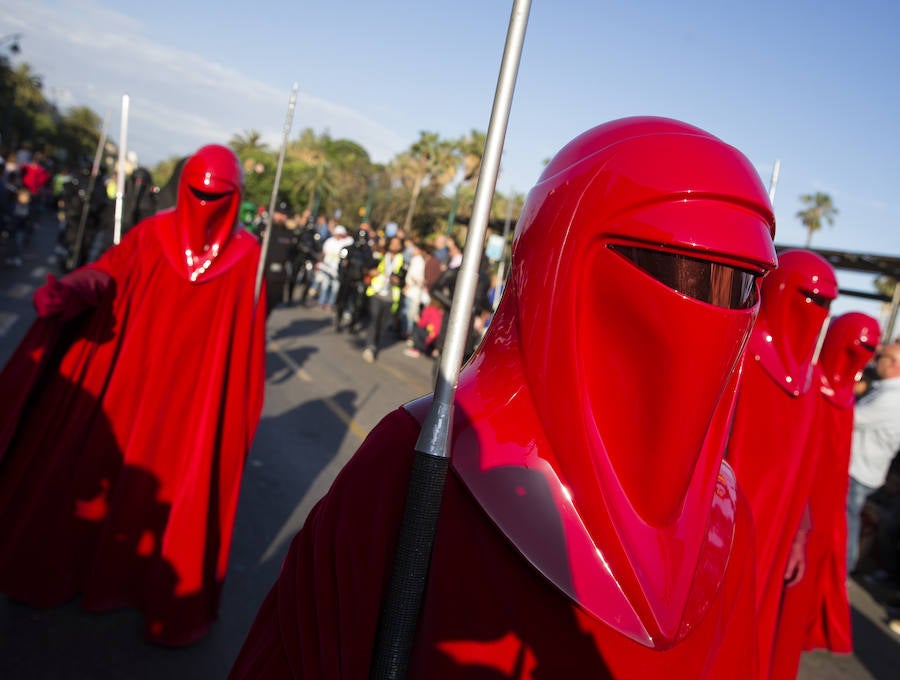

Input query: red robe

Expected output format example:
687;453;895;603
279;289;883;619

0;213;266;646
802;393;855;653
230;406;758;679
769;384;855;678
727;358;821;679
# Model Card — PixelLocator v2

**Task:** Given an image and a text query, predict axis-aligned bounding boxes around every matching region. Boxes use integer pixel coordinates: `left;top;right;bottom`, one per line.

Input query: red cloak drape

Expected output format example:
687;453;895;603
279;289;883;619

0;213;266;646
769;392;854;679
728;358;822;679
802;398;855;653
230;406;758;679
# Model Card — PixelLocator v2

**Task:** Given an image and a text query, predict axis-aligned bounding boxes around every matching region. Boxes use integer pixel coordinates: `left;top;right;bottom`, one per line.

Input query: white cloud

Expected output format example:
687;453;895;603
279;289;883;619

0;0;408;165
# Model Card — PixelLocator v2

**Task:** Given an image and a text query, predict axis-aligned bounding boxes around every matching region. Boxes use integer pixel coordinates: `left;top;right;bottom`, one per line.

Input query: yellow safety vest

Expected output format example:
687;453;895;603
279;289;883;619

366;253;405;312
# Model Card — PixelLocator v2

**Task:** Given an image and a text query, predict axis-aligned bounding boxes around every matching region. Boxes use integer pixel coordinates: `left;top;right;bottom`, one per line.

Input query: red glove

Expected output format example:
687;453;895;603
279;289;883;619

33;274;73;318
33;270;112;320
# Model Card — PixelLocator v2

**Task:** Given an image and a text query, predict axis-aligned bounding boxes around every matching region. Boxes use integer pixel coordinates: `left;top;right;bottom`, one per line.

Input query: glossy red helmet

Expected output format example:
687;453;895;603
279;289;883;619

748;249;838;396
818;312;880;408
174;144;244;281
452;117;777;647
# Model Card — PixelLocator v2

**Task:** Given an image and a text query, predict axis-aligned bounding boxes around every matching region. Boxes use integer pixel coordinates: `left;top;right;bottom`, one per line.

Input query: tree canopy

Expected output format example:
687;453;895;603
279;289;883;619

1;57;527;240
796;191;839;248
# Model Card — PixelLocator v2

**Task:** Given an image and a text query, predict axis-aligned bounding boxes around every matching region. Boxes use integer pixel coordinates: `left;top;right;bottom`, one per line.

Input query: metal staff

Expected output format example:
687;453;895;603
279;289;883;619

69;110;110;270
254;83;299;304
768;158;781;205
369;1;531;678
113;93;130;245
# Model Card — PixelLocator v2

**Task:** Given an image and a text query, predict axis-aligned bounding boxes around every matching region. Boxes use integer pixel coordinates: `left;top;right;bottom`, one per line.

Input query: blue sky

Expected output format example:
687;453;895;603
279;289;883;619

3;0;899;318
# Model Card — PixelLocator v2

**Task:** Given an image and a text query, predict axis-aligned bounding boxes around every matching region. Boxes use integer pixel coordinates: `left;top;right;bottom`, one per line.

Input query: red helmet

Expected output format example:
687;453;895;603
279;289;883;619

818;312;880;407
452;117;777;646
173;144;244;281
748;249;838;396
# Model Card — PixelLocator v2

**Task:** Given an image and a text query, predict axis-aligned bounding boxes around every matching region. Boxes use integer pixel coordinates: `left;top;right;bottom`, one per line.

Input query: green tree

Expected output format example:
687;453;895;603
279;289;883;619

457;129;486;188
55;106;102;166
228;130;269;156
396;131;458;236
796;192;838;247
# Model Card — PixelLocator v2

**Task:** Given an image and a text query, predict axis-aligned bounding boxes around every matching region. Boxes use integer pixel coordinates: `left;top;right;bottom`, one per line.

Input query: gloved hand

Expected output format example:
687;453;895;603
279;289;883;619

33;273;73;318
784;530;808;586
33;269;112;320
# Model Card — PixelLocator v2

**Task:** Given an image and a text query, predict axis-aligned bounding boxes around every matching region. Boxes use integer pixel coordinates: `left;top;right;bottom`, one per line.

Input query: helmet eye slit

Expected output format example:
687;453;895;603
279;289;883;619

190;187;230;202
609;244;759;310
803;291;832;310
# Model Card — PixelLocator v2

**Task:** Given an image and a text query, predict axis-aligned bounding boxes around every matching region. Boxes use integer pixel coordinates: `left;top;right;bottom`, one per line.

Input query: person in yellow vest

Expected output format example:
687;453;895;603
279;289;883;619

362;236;405;363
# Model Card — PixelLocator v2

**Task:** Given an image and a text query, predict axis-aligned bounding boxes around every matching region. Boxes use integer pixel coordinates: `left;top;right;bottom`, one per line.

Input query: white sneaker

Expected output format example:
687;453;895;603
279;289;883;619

362;347;375;363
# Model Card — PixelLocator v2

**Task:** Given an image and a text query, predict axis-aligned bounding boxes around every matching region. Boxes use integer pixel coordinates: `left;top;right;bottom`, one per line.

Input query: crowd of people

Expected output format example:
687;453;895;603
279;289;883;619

0;120;898;678
1;141;162;272
258;207;495;367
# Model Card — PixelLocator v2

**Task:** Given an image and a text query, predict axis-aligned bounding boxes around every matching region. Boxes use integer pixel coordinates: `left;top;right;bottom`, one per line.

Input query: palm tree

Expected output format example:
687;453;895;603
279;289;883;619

295;159;338;215
796;192;838;247
228;130;269;157
457;129;486;187
397;131;458;235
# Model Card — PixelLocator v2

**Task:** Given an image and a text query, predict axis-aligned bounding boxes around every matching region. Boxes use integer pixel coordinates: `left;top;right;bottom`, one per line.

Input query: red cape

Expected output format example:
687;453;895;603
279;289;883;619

727;357;821;678
769;394;853;679
230;407;758;679
802;397;854;653
0;214;266;646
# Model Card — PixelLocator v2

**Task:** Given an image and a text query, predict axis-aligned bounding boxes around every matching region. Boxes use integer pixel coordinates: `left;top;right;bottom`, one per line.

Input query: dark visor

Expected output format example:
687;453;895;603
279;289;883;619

801;290;832;310
610;244;759;309
190;187;231;202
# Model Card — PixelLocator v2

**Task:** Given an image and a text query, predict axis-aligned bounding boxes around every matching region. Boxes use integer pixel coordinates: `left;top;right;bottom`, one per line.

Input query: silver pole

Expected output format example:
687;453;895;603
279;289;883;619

768;158;781;205
254;83;299;304
811;314;831;366
416;0;531;459
113;93;130;245
369;4;531;677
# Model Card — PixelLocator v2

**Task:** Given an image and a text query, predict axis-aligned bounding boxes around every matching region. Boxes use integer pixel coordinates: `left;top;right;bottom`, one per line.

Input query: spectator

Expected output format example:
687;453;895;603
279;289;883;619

362;236;404;363
848;342;900;575
316;225;353;310
404;297;444;358
4;182;33;267
399;238;426;338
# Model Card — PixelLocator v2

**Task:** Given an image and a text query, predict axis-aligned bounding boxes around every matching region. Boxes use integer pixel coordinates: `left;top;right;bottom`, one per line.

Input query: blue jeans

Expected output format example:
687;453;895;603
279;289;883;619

847;476;876;573
317;272;339;307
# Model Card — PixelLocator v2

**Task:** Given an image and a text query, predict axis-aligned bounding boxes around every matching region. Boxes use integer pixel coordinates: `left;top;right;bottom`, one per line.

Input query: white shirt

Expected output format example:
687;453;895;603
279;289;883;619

849;376;900;488
319;235;353;278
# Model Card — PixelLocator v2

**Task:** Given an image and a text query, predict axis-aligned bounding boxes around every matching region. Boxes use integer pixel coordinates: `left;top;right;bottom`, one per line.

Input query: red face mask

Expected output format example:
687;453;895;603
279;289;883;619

173;145;243;281
749;249;838;395
453;117;778;646
818;312;880;407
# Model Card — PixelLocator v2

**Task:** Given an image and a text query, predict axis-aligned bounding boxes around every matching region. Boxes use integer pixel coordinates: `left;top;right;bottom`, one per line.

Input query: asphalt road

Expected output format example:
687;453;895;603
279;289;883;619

0;213;898;678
